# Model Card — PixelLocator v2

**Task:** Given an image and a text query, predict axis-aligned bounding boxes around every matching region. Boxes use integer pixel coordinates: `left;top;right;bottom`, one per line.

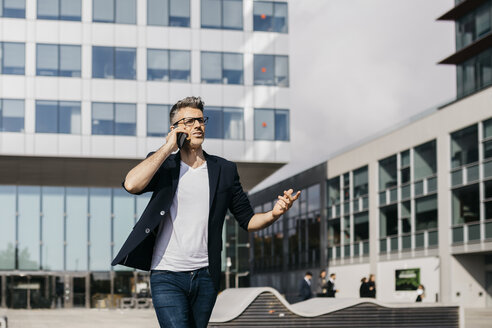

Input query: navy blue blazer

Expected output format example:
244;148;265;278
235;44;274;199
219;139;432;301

111;151;254;291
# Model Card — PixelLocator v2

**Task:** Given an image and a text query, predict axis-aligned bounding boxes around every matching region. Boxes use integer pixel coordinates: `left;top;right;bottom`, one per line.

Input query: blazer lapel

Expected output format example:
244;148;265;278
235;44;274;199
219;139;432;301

205;152;220;209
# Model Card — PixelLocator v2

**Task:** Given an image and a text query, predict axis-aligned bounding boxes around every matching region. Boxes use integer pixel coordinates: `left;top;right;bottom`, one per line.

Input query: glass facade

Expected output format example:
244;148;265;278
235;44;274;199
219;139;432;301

147;0;190;27
0;99;24;132
456;48;492;98
0;0;26;18
93;0;136;24
201;0;243;30
0;185;150;271
455;0;491;50
92;46;136;80
92;102;136;136
36;44;81;77
201;52;243;85
147;104;170;137
254;108;290;141
37;0;81;21
253;1;288;33
147;49;190;82
254;54;289;86
203;106;244;140
0;42;25;75
35;100;81;134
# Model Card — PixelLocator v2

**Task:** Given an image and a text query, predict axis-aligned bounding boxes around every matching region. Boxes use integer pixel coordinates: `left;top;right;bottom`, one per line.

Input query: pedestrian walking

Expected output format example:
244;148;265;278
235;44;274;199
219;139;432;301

359;277;369;298
367;274;376;298
416;284;425;302
317;269;329;297
326;273;338;297
299;272;313;301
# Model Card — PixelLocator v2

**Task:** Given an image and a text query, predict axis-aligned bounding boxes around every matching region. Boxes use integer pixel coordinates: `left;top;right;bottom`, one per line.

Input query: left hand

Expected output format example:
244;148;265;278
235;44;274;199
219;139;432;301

272;189;301;218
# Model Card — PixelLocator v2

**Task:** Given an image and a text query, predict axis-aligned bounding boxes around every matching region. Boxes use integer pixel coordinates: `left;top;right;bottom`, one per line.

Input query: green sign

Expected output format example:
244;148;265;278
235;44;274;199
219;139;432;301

395;268;420;291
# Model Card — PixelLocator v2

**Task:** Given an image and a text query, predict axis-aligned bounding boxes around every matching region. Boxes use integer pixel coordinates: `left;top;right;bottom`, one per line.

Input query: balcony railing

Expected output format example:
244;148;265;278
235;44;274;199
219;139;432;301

452;219;492;244
327;240;369;261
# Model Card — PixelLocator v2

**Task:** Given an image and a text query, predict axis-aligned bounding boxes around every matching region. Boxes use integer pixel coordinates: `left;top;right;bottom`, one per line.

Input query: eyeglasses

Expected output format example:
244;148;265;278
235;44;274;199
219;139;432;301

173;116;209;127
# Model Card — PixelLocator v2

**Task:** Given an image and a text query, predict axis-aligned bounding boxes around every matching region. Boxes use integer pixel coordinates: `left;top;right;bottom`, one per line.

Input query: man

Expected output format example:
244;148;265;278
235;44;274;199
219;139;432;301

112;97;300;328
299;272;313;301
316;269;328;297
326;273;338;297
359;277;369;298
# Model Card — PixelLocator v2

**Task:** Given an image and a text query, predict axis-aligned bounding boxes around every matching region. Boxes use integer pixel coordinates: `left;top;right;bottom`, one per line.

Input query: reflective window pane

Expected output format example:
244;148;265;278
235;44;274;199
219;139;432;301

3;0;25;18
1;99;24;132
201;52;222;84
147;49;169;81
60;45;81;77
147;104;169;137
148;0;169;26
484;118;492;139
354;212;369;241
307;184;320;212
275;109;289;141
115;47;136;79
36;100;58;133
379;155;397;190
36;44;58;76
115;0;136;24
275;55;289;86
452;184;480;225
415;195;438;231
114;103;136;136
223;0;242;30
92;46;114;79
223;107;243;140
66;188;88;271
170;0;189;26
414;140;436;180
41;187;64;271
223;53;243;84
37;0;59;19
0;186;16;269
201;0;221;28
170;50;190;81
59;101;81;134
89;188;111;271
204;107;222;139
18;186;41;270
1;42;25;75
253;1;273;31
60;0;81;20
273;2;288;33
451;124;478;168
254;55;274;86
93;0;114;22
92;102;114;135
254;108;274;140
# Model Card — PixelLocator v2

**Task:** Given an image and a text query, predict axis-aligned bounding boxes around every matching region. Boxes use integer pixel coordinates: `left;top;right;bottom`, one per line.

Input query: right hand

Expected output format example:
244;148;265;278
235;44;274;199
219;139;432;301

165;126;189;152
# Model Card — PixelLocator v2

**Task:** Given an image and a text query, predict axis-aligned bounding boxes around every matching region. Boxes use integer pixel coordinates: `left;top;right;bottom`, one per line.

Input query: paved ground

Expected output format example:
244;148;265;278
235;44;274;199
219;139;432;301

0;309;159;328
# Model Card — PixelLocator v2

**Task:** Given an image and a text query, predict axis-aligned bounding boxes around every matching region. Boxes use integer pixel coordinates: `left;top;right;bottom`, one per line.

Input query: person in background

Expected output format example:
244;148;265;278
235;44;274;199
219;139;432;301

416;284;425;302
299;272;313;301
317;269;328;297
326;273;338;297
367;274;376;298
359;277;369;298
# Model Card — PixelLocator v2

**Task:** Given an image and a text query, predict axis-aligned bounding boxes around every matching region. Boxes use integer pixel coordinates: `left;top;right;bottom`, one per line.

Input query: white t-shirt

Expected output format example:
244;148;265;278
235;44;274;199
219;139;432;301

151;161;210;271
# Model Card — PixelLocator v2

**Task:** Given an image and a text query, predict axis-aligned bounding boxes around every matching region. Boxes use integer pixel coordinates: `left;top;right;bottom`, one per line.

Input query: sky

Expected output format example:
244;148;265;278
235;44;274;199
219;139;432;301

250;0;456;193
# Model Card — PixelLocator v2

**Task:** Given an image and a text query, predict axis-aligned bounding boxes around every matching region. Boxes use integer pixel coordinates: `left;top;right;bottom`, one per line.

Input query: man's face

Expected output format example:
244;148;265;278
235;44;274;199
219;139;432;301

332;275;336;280
172;107;205;149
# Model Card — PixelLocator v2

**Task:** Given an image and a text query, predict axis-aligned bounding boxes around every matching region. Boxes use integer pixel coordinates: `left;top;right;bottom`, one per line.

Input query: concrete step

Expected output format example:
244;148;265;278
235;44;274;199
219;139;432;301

465;308;492;328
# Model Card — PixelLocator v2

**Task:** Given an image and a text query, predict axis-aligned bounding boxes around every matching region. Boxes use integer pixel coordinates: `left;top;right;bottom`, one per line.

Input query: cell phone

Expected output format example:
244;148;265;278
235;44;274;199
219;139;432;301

177;132;187;149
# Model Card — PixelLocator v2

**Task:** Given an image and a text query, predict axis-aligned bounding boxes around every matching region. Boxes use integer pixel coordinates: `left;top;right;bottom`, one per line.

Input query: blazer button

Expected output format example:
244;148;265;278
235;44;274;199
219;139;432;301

160;210;165;216
145;228;150;234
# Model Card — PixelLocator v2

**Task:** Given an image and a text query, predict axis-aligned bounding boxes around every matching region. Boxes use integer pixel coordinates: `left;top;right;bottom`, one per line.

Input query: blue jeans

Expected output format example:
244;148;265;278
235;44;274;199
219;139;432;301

150;267;218;328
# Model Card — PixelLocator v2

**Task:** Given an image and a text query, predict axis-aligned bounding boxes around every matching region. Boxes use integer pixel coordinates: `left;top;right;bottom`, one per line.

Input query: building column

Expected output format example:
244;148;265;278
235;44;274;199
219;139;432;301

85;273;90;308
368;162;379;278
320;178;328;269
437;134;451;303
1;275;6;308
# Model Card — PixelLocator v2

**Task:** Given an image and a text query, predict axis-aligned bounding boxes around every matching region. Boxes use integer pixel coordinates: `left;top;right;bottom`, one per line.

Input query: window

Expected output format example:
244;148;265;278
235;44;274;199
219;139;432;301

203;106;244;140
254;108;289;141
415;195;437;231
451;124;478;168
93;46;136;80
147;0;190;27
401;201;411;233
354;212;369;241
36;44;81;77
201;0;242;30
353;166;368;198
0;0;25;18
36;100;81;134
147;49;190;82
456;48;492;98
484;118;492;160
327;177;340;207
37;0;81;21
0;99;24;132
456;1;492;50
147;104;170;137
414;140;436;180
379;155;397;190
92;102;136;136
380;205;398;237
254;54;289;86
452;184;480;224
93;0;136;24
0;42;25;75
253;1;288;33
201;52;243;85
